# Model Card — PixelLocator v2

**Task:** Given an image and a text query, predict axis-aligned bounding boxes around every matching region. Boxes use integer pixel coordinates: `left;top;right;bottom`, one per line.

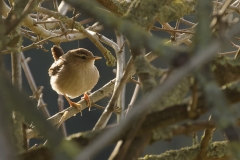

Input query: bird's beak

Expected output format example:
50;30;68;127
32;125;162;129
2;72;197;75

92;56;102;60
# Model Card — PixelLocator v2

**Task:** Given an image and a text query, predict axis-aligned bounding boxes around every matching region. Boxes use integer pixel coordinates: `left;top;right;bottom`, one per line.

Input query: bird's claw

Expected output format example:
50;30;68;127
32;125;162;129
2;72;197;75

82;92;92;111
70;102;82;116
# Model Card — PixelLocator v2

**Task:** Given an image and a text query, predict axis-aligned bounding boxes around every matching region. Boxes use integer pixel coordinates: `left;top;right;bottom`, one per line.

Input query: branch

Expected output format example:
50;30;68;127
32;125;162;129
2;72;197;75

21;52;50;117
114;32;125;121
194;125;215;160
4;0;41;35
36;6;116;66
1;2;103;44
93;56;134;130
139;141;232;160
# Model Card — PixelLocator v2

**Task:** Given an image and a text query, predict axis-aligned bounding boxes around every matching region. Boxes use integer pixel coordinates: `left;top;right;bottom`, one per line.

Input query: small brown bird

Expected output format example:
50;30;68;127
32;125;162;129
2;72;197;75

48;45;101;109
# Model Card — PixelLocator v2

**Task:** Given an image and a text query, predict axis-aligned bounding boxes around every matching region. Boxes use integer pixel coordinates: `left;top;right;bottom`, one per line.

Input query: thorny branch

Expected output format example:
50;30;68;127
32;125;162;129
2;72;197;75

1;1;104;45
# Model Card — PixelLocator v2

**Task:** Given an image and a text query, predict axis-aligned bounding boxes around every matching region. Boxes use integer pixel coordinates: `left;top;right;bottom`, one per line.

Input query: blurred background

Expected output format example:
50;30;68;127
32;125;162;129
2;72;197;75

2;1;231;159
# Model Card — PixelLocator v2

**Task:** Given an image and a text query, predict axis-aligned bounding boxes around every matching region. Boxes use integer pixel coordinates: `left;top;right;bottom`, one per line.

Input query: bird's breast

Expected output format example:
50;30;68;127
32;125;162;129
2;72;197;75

50;64;99;98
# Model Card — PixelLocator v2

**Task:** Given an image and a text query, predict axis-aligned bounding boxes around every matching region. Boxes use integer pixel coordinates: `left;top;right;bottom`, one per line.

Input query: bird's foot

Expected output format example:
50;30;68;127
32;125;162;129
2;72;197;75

69;101;83;116
81;92;92;111
69;101;81;109
64;94;82;115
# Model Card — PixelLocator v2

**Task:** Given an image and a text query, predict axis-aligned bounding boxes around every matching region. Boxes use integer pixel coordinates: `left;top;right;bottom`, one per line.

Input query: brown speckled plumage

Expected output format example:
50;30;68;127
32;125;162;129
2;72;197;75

49;46;101;99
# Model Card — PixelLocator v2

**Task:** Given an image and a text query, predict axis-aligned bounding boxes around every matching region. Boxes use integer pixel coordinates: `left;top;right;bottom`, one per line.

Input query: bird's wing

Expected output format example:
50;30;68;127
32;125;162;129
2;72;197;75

48;56;67;76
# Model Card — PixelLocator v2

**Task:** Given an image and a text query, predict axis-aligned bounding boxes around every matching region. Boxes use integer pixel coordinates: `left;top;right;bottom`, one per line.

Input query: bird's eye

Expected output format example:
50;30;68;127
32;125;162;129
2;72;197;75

80;56;86;59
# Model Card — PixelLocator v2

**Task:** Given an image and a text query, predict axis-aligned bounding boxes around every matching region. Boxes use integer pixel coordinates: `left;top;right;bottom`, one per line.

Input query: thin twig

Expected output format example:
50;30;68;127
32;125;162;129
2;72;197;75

231;41;240;48
1;34;63;54
93;56;134;130
57;95;67;137
213;1;240;13
129;77;141;85
109;32;126;159
115;31;125;122
21;29;37;41
125;78;140;116
194;117;215;160
218;50;238;55
161;22;193;45
34;20;61;24
28;144;38;150
218;0;234;15
37;1;70;29
188;78;199;119
173;19;181;40
56;111;69;130
92;103;105;110
211;0;234;27
22;123;28;150
53;0;66;33
4;0;41;35
180;18;196;26
92;103;121;114
151;26;194;34
21;53;50;118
